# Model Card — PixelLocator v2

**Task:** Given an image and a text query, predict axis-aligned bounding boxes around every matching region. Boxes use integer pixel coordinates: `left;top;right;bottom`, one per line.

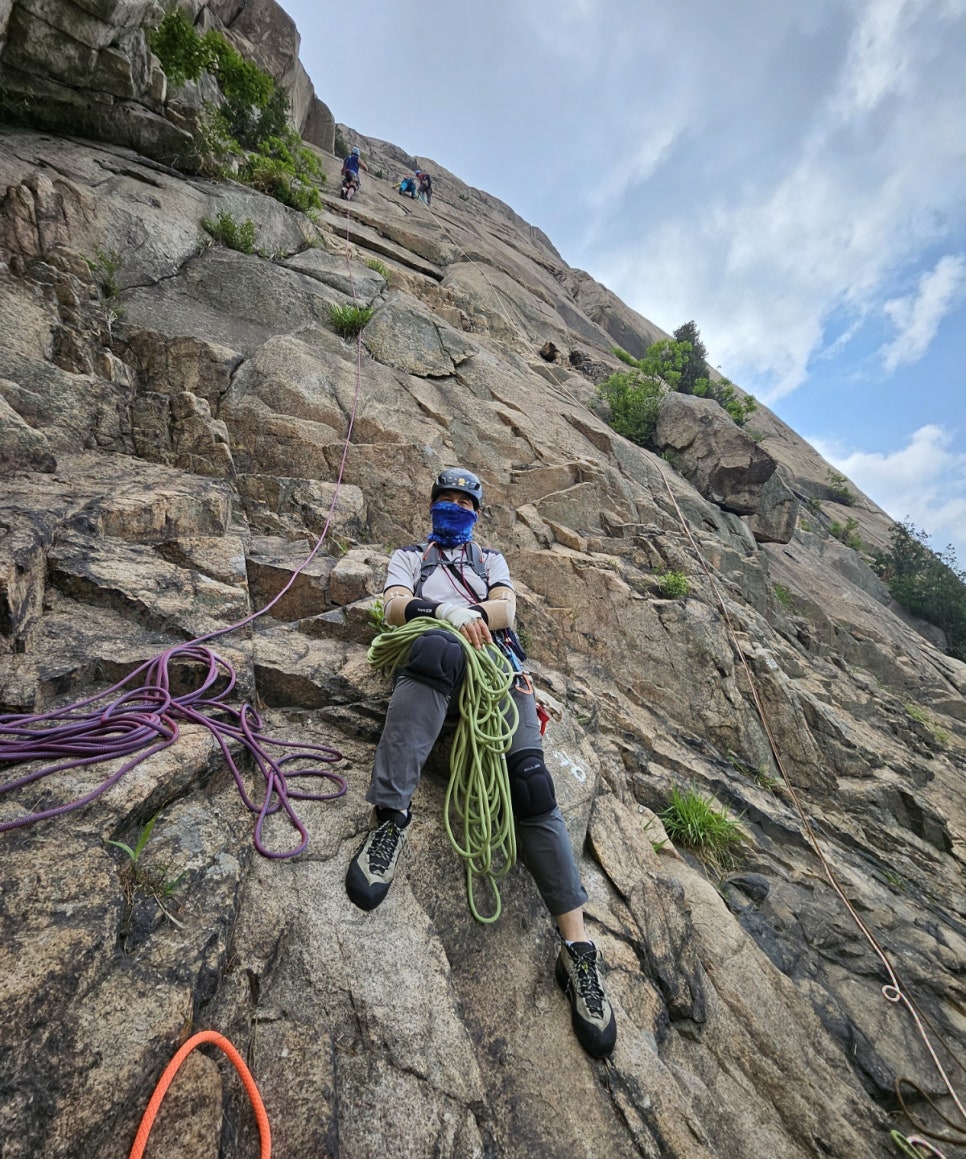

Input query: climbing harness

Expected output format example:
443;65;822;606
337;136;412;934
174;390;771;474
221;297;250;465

658;468;966;1151
413;540;530;679
127;1030;271;1159
367;617;518;923
416;540;489;597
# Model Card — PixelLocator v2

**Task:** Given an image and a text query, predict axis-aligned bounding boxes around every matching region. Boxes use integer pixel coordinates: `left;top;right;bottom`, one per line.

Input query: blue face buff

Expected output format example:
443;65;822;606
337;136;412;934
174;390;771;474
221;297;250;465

428;501;478;547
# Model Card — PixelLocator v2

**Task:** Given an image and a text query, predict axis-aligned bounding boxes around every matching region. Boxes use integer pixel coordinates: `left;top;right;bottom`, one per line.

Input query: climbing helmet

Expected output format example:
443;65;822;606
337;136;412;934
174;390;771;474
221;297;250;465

431;468;483;510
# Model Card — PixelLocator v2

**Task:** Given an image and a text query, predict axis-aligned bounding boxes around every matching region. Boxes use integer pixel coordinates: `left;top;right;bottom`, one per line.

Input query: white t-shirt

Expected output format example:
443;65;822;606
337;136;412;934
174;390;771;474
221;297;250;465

384;542;512;607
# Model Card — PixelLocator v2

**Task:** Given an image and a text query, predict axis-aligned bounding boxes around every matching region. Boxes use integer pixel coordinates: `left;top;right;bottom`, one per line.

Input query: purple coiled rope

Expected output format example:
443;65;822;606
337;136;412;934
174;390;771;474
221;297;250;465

0;642;347;858
1;278;368;855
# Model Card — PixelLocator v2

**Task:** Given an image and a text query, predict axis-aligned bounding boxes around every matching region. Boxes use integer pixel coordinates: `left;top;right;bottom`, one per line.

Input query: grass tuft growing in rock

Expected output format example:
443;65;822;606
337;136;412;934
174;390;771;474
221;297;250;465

328;303;374;338
366;258;392;281
660;784;743;870
106;813;186;930
202;210;257;254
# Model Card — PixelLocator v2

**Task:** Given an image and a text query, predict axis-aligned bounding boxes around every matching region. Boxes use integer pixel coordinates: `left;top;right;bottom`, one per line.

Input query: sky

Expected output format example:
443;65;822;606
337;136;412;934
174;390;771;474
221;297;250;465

282;0;966;563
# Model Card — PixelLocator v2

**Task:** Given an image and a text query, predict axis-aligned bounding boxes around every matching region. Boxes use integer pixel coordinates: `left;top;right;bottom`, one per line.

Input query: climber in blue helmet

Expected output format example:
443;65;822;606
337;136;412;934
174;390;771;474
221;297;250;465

345;467;617;1059
340;145;368;199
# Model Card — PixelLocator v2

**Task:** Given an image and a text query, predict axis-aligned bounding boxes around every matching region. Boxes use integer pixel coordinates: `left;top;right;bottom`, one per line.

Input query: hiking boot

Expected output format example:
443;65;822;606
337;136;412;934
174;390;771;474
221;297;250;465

345;807;411;911
555;940;617;1058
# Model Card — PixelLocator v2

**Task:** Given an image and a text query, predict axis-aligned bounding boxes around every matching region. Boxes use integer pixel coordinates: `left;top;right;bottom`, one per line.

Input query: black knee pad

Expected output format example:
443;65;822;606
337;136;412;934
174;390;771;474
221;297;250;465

507;749;557;819
402;629;466;696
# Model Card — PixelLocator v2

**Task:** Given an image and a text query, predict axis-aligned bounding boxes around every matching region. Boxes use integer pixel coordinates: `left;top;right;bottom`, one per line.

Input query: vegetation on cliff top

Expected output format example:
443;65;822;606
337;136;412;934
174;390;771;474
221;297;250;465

598;320;757;445
149;7;323;212
874;521;966;661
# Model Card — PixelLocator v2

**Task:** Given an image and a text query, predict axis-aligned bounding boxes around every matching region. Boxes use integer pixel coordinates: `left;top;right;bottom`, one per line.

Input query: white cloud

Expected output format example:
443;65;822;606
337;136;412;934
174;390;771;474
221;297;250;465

814;424;966;559
879;254;966;372
588;0;966;401
835;0;916;115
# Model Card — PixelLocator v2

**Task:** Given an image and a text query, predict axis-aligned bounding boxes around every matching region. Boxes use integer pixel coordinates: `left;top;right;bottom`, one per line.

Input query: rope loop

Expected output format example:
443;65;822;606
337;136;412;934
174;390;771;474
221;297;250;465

128;1030;270;1159
0;644;347;856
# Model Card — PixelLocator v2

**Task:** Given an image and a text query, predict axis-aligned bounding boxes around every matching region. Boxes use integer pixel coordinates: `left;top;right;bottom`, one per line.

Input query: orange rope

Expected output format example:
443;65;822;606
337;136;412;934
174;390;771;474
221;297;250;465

128;1030;271;1159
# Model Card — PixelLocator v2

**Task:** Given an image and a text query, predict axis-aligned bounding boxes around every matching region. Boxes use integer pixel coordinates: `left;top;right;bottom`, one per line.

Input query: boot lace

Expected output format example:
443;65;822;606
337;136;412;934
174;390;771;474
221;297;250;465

367;819;402;875
571;948;605;1018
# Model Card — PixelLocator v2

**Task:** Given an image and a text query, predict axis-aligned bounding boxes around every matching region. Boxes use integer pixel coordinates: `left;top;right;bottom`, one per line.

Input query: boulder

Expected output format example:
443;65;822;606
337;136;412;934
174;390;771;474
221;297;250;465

655;392;798;543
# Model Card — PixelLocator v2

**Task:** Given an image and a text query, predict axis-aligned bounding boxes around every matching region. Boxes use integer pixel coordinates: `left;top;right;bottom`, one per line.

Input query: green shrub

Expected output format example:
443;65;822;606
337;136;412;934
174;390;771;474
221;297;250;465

333;129;349;158
242;140;323;212
905;703;949;744
658;571;689;599
773;582;793;608
86;246;122;297
368;597;386;634
671;321;708;394
328;302;374;338
147;8;210;87
202;210;257;253
829;516;862;551
149;9;324;213
597;369;667;445
804;496;823;517
607;325;756;431
825;470;856;506
874;522;966;661
692;375;757;425
660;784;742;869
203;33;277;147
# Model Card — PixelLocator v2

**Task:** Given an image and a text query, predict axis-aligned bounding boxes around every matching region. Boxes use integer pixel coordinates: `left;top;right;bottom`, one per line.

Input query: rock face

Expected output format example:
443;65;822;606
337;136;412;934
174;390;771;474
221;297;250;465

0;0;334;160
1;19;966;1159
654;391;799;543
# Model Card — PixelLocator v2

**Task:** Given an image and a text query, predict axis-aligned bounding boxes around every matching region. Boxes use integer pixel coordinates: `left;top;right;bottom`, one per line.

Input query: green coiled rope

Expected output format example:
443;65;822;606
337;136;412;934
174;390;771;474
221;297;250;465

367;617;518;922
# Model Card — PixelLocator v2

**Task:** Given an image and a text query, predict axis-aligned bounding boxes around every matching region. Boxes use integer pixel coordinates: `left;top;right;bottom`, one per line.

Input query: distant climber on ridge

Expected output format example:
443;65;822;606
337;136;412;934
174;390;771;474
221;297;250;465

340;145;368;200
395;173;417;198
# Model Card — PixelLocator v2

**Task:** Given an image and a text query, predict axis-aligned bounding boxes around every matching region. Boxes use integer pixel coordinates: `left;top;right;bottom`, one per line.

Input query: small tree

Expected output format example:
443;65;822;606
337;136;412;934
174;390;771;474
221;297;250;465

602;329;757;442
672;320;709;395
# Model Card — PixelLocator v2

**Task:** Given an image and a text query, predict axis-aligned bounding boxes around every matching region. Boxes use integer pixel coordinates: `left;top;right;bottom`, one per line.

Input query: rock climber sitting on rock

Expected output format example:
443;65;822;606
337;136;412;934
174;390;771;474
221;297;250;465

345;467;617;1058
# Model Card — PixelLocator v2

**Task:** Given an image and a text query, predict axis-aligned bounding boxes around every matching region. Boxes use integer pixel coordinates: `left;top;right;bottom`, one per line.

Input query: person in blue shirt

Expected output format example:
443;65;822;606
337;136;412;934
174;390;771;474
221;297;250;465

396;174;417;198
340;146;368;199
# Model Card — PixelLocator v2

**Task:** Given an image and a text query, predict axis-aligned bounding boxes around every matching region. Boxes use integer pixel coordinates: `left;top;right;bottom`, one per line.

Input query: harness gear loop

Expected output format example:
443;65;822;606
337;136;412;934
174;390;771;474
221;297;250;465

368;618;517;922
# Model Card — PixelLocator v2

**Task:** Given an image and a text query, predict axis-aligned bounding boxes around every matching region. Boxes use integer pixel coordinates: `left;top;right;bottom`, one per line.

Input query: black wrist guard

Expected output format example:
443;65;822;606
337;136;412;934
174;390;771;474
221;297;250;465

404;598;438;621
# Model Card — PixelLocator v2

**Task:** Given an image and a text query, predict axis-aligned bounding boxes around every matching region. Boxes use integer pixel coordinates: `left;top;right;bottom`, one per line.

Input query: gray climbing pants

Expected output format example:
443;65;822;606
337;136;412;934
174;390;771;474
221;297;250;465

366;636;588;917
